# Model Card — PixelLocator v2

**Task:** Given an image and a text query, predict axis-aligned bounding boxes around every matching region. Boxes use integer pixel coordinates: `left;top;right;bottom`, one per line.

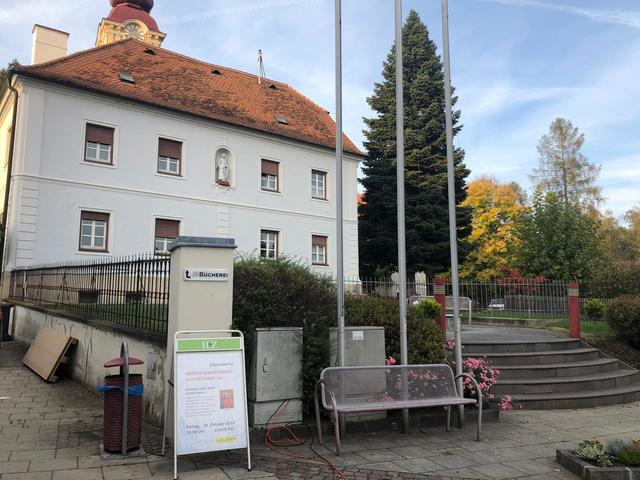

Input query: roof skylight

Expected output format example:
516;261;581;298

275;117;289;125
119;72;135;84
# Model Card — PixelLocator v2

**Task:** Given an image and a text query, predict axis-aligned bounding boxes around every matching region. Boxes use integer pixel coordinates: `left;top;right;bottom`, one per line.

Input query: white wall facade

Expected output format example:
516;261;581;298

3;78;361;279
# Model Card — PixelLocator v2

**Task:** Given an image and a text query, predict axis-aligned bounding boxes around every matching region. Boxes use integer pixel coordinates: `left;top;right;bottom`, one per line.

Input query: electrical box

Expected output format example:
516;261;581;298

329;326;385;367
329;326;386;422
248;327;303;427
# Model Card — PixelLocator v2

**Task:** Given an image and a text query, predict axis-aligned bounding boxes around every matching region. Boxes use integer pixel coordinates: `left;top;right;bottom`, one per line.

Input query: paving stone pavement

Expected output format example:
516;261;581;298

2;341;640;479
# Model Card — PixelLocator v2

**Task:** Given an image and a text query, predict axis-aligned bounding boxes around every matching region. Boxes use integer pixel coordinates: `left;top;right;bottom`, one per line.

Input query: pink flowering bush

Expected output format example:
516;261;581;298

500;395;513;411
379;352;513;411
445;341;512;410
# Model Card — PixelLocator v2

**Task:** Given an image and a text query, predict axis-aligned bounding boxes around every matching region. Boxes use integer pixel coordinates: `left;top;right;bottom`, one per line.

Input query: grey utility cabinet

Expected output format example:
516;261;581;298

248;327;303;427
329;326;386;421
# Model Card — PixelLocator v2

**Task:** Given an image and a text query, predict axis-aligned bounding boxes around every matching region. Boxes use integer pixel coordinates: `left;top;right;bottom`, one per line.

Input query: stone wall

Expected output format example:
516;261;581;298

11;303;168;426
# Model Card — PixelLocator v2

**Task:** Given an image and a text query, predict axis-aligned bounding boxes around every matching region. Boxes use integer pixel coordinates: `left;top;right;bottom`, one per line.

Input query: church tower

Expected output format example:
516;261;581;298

96;0;166;47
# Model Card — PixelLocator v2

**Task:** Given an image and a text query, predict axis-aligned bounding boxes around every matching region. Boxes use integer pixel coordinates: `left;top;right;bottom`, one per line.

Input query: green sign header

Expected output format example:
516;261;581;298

177;338;242;352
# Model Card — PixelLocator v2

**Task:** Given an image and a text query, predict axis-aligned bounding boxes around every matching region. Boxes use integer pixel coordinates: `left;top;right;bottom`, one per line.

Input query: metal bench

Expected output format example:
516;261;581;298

314;364;482;456
409;295;474;324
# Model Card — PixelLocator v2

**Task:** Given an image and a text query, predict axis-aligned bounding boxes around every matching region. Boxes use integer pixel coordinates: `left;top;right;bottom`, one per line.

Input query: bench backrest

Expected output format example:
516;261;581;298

319;364;459;410
409;295;472;311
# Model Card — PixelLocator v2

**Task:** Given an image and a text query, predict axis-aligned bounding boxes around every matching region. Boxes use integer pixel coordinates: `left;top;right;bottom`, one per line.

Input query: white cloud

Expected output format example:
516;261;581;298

477;0;640;30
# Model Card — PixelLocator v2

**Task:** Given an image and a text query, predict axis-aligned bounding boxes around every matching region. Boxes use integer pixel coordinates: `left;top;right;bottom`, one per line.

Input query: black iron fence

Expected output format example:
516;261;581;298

9;254;170;333
345;277;618;320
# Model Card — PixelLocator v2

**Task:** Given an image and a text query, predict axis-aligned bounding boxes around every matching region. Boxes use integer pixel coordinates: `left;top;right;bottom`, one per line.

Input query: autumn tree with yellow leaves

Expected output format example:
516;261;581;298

461;177;526;279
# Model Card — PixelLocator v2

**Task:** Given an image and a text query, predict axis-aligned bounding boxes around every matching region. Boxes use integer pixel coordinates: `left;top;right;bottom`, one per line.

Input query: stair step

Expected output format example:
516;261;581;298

494;358;620;379
464;347;600;365
464;338;582;354
506;384;640;409
492;369;640;395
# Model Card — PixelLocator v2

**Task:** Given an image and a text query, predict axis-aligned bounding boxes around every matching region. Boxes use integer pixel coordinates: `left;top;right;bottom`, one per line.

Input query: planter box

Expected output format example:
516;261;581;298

556;450;640;480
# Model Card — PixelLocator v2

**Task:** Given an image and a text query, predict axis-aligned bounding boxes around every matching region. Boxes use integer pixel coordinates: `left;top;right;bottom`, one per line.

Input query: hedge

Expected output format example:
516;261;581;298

232;257;445;414
606;295;640;348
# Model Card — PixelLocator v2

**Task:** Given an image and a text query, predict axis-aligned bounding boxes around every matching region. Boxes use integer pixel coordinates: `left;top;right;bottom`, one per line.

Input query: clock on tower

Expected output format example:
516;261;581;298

96;0;166;47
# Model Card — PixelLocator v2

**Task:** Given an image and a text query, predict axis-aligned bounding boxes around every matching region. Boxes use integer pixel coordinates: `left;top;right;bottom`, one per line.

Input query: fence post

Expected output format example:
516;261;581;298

568;282;580;338
435;278;447;333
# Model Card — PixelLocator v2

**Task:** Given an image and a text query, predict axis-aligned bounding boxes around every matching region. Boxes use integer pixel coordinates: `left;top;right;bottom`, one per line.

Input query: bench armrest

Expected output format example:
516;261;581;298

455;373;483;408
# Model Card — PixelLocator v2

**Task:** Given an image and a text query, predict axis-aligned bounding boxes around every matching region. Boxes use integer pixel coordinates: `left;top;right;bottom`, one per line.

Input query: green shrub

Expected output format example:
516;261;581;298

576;440;612;467
414;298;442;320
345;295;444;364
605;296;640;348
618;449;640;467
232;256;335;414
584;299;606;322
606;438;631;456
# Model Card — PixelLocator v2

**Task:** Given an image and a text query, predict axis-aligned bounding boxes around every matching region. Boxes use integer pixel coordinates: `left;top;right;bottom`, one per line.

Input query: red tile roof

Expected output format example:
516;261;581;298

16;39;364;156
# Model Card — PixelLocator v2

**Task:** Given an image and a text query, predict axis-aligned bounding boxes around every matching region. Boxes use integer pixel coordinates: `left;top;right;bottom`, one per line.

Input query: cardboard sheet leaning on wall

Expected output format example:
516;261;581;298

23;328;77;382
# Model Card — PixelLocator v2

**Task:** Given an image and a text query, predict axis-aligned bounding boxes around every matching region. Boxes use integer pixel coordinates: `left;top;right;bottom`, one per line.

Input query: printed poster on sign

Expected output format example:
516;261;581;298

175;338;248;456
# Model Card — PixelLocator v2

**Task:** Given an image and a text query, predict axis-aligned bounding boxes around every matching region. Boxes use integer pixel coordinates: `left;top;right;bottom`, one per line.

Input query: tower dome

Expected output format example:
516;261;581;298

96;0;166;47
109;0;154;13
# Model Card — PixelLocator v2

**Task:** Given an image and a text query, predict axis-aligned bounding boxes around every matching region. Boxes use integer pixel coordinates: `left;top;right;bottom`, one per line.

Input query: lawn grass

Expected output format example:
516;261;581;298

48;303;168;333
473;310;568;321
542;319;615;339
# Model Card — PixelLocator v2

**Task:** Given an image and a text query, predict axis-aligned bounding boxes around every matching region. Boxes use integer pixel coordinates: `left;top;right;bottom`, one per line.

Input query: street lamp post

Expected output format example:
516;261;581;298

441;0;465;425
394;0;410;435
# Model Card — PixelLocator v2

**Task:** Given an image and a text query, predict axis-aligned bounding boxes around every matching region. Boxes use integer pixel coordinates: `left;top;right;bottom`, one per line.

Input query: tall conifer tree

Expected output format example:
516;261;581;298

359;10;471;278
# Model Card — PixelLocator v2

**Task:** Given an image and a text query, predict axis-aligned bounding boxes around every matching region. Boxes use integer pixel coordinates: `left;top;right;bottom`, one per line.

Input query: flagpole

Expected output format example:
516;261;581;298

395;0;409;434
335;0;345;371
441;0;465;426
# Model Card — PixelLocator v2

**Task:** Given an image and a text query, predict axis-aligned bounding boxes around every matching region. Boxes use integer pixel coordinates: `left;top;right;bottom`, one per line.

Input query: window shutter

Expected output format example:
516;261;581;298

81;211;109;222
312;235;327;247
155;219;180;238
262;159;279;176
85;124;114;145
158;138;182;159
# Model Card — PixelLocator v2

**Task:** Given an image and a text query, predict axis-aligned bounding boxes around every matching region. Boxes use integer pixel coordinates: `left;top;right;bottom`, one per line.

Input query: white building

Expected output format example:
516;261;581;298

0;0;364;282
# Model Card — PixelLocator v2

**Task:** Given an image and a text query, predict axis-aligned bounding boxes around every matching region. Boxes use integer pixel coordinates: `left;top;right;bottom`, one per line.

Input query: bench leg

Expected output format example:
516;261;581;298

445;406;451;432
314;382;323;445
477;397;483;442
333;410;341;457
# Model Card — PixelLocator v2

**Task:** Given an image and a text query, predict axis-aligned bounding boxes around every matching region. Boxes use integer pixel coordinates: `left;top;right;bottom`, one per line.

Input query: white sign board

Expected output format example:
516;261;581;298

173;331;251;478
184;268;230;282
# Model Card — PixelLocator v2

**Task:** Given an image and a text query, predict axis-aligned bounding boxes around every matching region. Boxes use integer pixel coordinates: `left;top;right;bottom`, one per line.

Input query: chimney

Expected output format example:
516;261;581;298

31;25;69;65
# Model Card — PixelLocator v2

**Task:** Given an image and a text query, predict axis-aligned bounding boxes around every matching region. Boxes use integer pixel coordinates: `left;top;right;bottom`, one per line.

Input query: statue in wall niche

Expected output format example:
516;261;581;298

216;149;231;186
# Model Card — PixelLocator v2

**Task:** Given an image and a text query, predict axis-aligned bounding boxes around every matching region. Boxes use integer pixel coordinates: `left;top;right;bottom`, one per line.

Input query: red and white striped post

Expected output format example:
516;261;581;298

568;282;580;339
435;278;447;333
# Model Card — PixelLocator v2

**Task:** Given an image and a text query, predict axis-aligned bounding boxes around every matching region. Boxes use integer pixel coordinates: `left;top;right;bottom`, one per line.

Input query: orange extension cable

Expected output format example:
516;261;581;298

263;400;348;480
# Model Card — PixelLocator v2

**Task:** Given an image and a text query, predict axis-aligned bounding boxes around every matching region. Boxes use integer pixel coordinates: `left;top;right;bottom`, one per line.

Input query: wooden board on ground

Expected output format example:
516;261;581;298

23;328;77;382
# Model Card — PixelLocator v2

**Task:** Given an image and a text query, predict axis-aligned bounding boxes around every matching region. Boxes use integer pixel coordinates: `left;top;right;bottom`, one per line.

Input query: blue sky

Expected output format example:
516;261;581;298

1;0;639;217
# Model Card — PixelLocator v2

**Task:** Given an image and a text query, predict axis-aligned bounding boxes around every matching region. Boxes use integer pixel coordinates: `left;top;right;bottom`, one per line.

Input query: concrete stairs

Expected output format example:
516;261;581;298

463;338;640;409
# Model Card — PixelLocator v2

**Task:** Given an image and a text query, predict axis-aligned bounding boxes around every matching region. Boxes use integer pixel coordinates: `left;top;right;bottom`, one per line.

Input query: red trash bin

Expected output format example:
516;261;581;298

99;342;144;455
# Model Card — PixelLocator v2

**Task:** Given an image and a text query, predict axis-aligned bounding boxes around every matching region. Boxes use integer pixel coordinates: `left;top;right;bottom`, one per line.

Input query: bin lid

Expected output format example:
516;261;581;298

104;357;144;368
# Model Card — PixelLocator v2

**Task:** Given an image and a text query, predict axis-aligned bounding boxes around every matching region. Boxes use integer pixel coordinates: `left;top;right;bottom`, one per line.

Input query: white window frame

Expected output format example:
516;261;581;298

260;229;279;259
155;135;186;179
261;173;278;191
158;155;180;175
85;141;112;164
152;215;182;255
311;169;327;200
311;235;329;266
154;236;173;255
78;212;110;253
259;156;282;195
81;120;118;169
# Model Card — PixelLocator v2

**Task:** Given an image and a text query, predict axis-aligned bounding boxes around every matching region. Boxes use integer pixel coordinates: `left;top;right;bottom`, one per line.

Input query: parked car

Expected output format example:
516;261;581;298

488;298;505;311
